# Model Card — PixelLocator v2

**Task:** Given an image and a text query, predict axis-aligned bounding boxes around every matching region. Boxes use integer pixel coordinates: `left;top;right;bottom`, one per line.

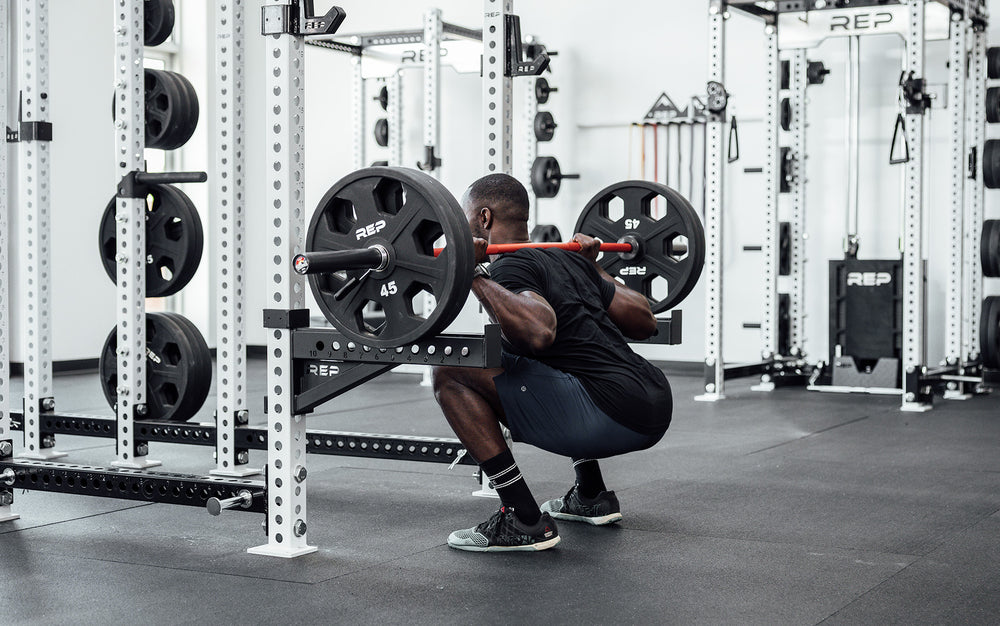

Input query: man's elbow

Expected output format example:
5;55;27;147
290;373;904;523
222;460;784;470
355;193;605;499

629;311;658;340
527;326;556;354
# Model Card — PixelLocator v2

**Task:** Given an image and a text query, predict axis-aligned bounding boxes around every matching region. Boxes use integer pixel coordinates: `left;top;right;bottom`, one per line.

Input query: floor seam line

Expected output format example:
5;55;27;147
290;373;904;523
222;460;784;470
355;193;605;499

746;415;871;456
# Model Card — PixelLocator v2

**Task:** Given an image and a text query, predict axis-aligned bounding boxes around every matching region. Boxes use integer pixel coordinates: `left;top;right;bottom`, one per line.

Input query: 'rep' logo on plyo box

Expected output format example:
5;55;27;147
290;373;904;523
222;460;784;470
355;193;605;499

356;219;387;240
846;271;891;287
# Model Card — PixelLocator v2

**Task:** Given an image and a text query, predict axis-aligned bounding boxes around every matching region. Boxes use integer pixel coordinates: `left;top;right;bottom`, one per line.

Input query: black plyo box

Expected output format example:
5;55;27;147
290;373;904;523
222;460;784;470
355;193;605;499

828;259;904;369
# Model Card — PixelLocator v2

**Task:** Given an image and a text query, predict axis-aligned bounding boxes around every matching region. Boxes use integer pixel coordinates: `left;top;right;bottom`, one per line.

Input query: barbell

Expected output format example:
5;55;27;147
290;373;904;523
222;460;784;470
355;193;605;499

296;167;705;348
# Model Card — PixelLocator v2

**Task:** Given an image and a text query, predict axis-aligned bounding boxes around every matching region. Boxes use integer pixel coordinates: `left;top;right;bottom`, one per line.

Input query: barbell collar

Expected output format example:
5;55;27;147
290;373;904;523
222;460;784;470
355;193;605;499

293;245;389;275
206;489;258;516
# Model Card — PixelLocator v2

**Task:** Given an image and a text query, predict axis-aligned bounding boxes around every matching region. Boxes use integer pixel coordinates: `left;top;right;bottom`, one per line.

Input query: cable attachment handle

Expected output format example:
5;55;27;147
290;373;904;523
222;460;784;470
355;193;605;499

889;113;910;165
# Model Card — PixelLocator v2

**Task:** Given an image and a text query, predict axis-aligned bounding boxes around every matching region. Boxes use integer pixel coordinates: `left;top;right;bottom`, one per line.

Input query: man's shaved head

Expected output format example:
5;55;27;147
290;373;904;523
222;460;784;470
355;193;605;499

461;174;530;239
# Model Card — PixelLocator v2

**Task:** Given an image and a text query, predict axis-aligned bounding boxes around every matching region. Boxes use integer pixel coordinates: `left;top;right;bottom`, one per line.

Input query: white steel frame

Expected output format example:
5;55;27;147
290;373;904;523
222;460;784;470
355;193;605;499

110;0;159;467
249;0;314;558
697;2;726;401
0;0;18;523
963;11;987;376
16;0;63;461
212;0;255;476
787;50;808;357
900;0;929;412
484;0;513;175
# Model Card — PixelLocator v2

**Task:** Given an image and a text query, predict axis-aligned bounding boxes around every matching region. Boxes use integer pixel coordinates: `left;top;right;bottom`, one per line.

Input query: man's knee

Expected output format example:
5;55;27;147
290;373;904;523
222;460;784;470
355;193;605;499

431;366;460;401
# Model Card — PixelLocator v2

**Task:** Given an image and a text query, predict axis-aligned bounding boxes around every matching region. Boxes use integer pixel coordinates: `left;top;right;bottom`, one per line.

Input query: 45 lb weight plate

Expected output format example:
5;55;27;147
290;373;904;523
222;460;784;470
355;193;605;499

305;167;474;348
981;297;1000;369
574;181;705;313
98;184;204;297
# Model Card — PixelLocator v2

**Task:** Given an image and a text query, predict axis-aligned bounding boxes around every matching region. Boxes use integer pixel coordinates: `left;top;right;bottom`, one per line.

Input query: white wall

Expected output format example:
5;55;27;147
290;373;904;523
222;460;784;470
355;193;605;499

6;0;1000;368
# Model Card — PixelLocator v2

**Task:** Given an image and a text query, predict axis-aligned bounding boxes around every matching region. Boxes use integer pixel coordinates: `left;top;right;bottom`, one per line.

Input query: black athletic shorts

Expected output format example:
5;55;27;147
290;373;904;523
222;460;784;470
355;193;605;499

493;352;664;459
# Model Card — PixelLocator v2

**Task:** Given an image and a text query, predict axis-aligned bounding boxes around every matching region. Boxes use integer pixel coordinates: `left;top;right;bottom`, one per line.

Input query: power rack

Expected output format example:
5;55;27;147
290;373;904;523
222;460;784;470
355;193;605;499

699;0;992;410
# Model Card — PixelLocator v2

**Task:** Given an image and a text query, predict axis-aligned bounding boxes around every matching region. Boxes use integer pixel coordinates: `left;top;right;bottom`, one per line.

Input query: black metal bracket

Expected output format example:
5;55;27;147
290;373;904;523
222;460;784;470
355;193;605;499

634;311;683;345
0;459;267;513
261;1;346;37
899;71;931;115
417;146;442;172
263;308;311;330
505;15;549;77
6;94;53;143
117;171;208;199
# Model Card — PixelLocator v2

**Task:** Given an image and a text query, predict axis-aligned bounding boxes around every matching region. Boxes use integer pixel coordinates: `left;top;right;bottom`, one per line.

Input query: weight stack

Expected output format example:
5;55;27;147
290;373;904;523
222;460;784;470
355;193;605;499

827;259;923;388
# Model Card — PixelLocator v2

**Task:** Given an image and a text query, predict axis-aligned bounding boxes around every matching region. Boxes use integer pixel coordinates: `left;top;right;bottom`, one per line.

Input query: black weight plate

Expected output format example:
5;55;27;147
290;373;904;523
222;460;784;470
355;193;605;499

534;111;556;142
143;69;176;149
988;47;1000;80
780;98;792;131
98;313;211;422
983;220;1000;278
981;296;1000;369
155;70;199;150
374;118;389;147
160;312;213;418
988;88;1000;124
984;140;1000;189
574;180;706;313
97;184;204;297
780;60;790;90
305;166;475;348
376;85;389;111
531;156;561;199
530;224;562;243
144;0;175;47
535;77;552;104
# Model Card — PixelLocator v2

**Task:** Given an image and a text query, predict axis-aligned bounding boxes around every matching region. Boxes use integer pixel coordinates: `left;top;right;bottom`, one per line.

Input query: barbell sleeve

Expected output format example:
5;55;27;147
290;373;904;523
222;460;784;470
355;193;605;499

206;489;258;516
293;247;388;275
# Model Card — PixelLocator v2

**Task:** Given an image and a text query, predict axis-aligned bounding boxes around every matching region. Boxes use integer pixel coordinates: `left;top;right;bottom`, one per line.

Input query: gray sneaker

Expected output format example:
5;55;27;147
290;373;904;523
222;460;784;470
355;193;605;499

540;485;623;526
447;507;560;552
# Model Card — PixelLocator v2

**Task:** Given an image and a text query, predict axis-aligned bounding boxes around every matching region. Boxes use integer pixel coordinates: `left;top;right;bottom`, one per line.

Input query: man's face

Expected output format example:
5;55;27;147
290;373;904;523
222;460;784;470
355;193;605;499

461;189;489;240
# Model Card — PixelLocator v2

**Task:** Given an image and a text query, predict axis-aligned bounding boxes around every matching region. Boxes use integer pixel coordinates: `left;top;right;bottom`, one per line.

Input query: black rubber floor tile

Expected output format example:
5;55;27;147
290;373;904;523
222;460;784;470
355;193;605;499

0;491;148;535
0;466;497;584
0;551;305;626
821;510;1000;625
619;457;1000;556
297;529;913;625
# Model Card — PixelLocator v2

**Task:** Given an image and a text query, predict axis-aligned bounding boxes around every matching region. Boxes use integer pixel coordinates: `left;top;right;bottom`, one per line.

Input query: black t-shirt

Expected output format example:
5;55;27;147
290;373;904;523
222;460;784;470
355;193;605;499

490;248;672;435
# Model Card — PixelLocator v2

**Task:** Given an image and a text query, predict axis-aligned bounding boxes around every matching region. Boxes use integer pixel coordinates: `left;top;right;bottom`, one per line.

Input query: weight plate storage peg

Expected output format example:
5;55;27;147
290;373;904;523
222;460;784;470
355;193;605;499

988;87;1000;124
984;140;1000;189
531;156;579;199
535;77;556;104
982;219;1000;278
305;167;475;348
981;296;1000;369
98;184;204;297
144;0;175;47
374;118;389;147
534;111;557;142
99;313;212;422
530;224;562;243
574;180;706;313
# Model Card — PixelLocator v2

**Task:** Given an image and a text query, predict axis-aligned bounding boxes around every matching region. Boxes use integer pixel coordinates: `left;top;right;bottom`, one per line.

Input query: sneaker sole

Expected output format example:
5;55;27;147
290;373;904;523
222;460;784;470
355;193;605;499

448;535;561;552
547;511;622;526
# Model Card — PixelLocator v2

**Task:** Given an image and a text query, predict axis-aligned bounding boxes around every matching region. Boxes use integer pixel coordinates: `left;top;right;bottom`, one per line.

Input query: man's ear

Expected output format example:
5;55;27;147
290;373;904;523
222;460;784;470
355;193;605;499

480;207;492;230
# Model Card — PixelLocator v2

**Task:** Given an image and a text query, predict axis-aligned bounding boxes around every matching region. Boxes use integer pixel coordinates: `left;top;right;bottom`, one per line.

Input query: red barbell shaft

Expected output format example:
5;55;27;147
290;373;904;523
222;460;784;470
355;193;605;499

432;241;633;256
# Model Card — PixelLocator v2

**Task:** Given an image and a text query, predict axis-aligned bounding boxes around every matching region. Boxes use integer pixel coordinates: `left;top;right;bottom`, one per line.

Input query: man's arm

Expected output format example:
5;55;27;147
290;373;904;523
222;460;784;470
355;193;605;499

572;233;657;340
472;277;557;354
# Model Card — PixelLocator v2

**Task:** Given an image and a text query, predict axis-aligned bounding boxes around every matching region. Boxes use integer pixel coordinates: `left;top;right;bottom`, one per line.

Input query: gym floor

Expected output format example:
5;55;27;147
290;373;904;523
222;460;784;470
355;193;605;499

2;360;999;624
